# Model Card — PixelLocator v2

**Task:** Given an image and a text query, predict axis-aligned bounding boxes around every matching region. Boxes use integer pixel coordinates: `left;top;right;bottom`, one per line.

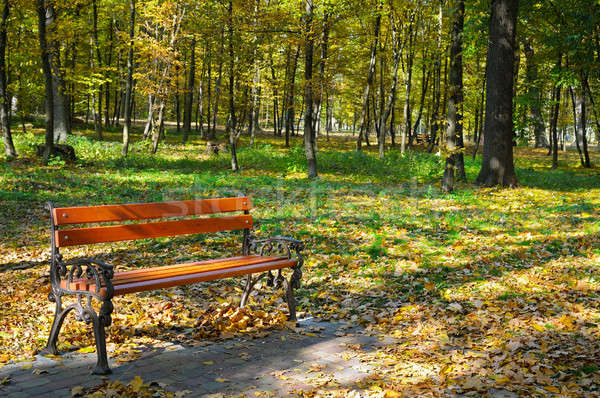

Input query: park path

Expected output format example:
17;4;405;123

0;319;394;397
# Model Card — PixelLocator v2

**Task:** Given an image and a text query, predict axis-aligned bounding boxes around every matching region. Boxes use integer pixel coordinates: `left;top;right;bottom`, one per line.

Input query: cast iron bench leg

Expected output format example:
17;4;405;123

40;296;75;356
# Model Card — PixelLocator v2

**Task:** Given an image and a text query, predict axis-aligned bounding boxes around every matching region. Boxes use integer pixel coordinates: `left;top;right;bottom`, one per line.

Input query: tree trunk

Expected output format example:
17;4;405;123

47;6;69;143
472;68;486;158
571;84;591;167
442;0;465;192
303;0;317;178
121;0;135;156
313;13;329;148
410;66;431;144
182;37;195;143
175;70;181;132
211;29;225;140
582;76;600;148
205;39;212;138
0;0;16;158
91;0;102;140
151;100;165;154
285;46;300;147
429;1;443;153
143;94;154;139
475;0;519;187
196;64;204;134
551;85;560;168
523;40;546;148
401;16;415;154
356;14;381;151
378;8;402;159
37;0;54;158
227;0;239;171
269;54;280;136
104;18;114;128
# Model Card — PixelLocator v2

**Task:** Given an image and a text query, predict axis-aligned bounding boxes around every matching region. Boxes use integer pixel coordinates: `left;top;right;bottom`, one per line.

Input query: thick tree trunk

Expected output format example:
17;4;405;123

303;0;317;178
0;0;16;158
356;14;381;151
442;0;465;192
475;0;519;187
37;0;54;158
182;37;195;143
121;0;135;156
46;6;69;143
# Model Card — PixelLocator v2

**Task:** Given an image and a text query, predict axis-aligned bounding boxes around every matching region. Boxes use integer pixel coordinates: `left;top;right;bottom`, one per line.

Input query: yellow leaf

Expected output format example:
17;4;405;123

215;378;229;383
71;386;84;396
129;376;144;392
558;314;574;329
202;361;214;365
78;346;96;353
384;390;402;397
20;364;32;370
532;323;545;332
544;386;560;393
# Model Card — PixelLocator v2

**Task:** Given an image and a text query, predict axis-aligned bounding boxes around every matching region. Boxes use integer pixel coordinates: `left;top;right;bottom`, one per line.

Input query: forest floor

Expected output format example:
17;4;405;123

1;125;600;397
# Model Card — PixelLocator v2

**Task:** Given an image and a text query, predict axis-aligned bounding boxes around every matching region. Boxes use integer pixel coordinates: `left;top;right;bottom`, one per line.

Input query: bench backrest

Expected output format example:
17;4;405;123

51;197;252;247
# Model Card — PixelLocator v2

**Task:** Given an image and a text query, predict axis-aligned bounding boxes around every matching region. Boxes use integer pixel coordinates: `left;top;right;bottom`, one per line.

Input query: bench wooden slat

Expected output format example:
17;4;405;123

52;197;251;226
55;214;252;247
112;258;296;296
60;255;287;290
61;256;297;296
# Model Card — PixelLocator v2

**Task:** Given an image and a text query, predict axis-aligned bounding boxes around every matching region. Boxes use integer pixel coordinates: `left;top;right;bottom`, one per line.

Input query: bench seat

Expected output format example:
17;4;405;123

60;255;296;296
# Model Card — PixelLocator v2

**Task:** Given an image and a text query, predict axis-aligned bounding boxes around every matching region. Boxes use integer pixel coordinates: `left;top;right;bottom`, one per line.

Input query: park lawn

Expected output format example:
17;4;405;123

1;127;600;396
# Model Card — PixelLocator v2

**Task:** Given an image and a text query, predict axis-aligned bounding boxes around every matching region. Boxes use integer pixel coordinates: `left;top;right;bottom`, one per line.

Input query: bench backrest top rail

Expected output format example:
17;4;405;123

52;197;251;226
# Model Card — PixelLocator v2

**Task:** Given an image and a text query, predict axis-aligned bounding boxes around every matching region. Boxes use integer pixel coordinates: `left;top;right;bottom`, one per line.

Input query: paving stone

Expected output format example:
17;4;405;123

15;377;51;389
5;391;30;398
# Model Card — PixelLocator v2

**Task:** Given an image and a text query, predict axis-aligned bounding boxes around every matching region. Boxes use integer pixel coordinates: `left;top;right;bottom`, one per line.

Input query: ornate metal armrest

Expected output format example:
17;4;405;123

54;258;115;300
248;236;304;259
248;236;304;289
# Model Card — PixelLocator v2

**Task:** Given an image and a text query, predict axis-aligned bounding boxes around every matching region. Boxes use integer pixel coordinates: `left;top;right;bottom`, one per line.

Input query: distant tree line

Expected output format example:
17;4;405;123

0;0;598;186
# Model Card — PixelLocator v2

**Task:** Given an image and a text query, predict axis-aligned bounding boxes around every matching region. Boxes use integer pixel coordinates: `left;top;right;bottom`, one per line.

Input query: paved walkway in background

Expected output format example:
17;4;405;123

0;319;394;397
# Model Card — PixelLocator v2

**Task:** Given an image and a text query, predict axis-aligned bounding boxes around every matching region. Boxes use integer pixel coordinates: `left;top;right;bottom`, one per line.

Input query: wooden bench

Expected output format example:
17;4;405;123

40;197;304;375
